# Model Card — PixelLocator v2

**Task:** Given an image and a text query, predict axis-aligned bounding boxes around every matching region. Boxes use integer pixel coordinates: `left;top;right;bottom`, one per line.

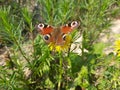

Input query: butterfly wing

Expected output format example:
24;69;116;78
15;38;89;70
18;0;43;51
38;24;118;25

37;23;54;35
61;21;80;34
37;23;54;43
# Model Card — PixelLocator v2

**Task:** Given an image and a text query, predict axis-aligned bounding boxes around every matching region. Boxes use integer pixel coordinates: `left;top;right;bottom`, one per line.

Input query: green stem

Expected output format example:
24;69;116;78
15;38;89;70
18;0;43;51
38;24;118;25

13;36;31;66
58;54;63;90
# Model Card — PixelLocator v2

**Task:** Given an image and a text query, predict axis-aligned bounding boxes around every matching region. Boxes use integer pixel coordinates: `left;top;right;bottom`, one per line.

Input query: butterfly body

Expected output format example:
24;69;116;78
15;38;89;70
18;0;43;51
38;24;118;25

37;21;80;46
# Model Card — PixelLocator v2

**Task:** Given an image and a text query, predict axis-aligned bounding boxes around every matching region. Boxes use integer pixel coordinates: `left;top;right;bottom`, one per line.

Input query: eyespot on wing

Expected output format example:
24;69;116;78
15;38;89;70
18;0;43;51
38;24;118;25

37;23;54;35
61;21;80;34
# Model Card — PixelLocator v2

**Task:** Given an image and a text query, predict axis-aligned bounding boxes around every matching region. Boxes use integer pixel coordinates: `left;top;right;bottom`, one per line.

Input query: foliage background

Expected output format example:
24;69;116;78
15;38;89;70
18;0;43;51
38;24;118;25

0;0;120;90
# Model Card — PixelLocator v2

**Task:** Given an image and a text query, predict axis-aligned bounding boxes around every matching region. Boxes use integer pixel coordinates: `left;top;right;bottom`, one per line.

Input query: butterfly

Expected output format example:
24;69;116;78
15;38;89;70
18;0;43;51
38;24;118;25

37;21;80;46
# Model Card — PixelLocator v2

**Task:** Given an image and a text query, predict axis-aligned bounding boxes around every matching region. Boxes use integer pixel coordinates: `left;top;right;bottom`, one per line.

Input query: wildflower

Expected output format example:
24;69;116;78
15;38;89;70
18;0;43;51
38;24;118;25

114;40;120;57
48;35;72;52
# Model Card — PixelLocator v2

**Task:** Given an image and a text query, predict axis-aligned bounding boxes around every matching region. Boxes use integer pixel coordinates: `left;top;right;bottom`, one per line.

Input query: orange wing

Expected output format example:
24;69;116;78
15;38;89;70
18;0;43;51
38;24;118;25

37;24;54;35
61;21;80;34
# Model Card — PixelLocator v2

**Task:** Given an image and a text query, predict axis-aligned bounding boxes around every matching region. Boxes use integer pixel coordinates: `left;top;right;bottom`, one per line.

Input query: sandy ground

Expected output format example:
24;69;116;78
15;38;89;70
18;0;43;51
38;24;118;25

102;19;120;55
71;19;120;55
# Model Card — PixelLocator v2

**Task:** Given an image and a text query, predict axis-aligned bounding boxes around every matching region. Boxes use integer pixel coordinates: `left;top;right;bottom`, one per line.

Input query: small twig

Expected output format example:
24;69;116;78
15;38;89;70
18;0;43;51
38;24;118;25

13;36;31;66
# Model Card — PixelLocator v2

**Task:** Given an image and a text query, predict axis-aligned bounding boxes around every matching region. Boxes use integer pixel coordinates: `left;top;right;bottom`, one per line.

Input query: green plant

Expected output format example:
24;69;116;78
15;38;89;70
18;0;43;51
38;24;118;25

0;0;120;90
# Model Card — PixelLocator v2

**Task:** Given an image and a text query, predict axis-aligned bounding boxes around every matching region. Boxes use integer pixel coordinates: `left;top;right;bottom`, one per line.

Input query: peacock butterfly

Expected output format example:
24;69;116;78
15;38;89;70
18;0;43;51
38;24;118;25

37;21;80;45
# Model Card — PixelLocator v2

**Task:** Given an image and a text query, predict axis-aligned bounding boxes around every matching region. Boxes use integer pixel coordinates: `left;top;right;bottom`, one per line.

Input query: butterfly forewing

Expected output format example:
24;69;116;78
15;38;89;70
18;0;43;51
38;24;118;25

61;21;80;34
37;24;54;35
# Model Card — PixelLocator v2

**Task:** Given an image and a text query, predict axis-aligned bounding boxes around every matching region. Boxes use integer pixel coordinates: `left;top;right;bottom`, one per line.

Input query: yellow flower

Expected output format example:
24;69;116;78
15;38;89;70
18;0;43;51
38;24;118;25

48;35;72;52
114;40;120;56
